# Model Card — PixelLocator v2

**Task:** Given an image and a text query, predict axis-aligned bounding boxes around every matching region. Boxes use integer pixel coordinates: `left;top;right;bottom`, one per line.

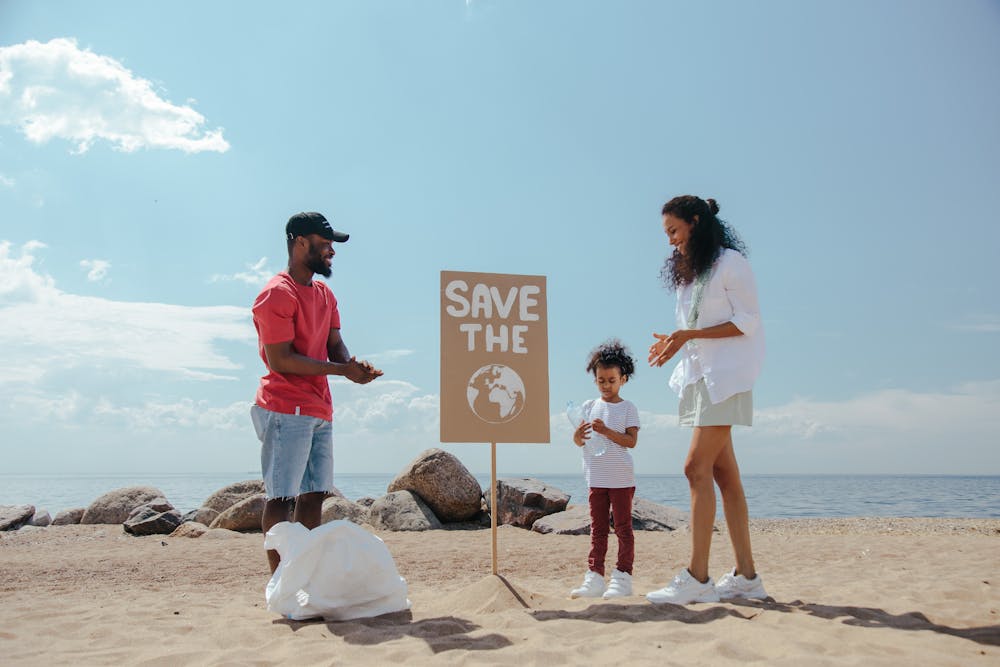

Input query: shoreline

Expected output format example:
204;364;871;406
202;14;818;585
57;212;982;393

2;518;998;665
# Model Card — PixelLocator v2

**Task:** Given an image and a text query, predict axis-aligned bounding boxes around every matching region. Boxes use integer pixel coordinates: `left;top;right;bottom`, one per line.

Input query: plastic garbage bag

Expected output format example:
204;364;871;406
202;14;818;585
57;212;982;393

263;519;411;621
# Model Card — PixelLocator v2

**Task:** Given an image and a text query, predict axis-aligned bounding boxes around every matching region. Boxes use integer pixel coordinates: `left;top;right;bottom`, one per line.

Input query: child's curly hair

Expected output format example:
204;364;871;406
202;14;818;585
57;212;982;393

585;338;636;379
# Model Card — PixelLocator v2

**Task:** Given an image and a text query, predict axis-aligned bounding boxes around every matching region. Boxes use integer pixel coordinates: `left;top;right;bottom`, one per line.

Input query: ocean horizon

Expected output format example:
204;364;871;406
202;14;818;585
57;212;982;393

2;472;998;520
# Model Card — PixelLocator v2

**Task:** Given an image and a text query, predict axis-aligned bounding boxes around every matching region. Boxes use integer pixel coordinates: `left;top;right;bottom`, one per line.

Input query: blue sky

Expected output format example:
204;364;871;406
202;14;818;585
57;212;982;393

1;1;998;476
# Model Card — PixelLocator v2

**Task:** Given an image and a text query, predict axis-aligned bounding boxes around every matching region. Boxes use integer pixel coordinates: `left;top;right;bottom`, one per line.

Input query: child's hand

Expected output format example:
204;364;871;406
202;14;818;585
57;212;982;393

591;418;609;436
573;421;592;447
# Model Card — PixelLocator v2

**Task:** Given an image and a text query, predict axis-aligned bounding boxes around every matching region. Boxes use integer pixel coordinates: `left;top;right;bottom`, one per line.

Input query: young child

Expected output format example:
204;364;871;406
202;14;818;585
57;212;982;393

569;339;640;599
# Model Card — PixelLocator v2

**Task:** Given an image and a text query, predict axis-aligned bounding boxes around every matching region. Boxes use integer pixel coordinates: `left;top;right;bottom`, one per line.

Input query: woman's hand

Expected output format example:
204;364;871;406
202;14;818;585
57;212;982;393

648;330;692;367
572;421;592;447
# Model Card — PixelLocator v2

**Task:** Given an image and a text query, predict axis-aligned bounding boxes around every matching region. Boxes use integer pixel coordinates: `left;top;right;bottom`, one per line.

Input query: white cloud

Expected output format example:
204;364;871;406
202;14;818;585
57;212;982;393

93;396;251;431
80;258;110;282
951;316;1000;333
330;379;440;434
363;349;415;363
0;240;252;381
0;173;14;188
209;257;272;286
0;38;229;154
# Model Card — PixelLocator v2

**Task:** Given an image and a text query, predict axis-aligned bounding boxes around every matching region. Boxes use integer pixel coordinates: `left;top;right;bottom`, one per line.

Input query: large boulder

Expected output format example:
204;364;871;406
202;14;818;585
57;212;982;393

123;504;183;536
209;494;266;532
531;505;591;535
369;491;442;531
486;478;570;528
0;505;35;531
81;487;167;525
629;498;689;531
182;507;219;526
530;498;691;535
320;496;369;525
201;480;266;514
387;449;482;522
29;510;52;527
52;508;85;526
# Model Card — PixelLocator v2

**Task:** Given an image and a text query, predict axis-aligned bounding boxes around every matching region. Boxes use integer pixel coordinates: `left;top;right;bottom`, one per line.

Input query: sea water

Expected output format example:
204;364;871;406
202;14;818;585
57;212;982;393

1;473;998;519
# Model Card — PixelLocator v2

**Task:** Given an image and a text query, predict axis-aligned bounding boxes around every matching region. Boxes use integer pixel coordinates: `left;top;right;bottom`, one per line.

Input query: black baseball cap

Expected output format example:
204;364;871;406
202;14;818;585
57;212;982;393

285;212;349;242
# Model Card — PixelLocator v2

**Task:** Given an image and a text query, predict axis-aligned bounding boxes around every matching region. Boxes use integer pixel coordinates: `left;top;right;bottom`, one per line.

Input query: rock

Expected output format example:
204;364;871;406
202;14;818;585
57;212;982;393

368;491;442;531
203;528;244;539
320;496;369;525
81;486;167;525
629;498;689;531
486;478;570;528
52;508;86;526
0;505;35;531
123;505;183;536
531;505;592;535
530;498;691;535
201;480;266;514
29;510;52;527
387;448;482;522
355;496;377;507
182;507;219;526
170;522;208;538
209;494;266;532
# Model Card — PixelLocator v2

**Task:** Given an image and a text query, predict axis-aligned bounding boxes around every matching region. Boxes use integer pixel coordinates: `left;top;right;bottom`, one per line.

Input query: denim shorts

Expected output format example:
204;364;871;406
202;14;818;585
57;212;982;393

678;378;753;427
251;404;334;500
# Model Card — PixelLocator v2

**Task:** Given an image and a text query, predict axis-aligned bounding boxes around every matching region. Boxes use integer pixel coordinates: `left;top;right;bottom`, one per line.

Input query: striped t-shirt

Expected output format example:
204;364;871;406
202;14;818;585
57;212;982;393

581;398;640;488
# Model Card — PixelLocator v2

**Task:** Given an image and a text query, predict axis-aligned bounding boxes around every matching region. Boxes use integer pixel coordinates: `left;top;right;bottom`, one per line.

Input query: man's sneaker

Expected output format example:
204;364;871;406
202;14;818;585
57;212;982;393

715;568;768;600
602;569;633;599
646;569;720;605
569;570;606;598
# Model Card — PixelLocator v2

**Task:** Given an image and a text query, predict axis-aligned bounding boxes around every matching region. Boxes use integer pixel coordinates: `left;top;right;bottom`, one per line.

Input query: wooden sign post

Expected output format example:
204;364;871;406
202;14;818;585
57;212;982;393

440;271;550;574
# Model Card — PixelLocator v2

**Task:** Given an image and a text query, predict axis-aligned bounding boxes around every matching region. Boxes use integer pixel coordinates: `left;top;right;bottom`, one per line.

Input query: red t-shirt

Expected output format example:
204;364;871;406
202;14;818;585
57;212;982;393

253;272;341;421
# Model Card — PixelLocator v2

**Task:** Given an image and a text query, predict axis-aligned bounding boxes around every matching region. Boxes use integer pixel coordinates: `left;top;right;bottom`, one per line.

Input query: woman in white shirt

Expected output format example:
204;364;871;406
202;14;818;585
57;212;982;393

645;195;769;606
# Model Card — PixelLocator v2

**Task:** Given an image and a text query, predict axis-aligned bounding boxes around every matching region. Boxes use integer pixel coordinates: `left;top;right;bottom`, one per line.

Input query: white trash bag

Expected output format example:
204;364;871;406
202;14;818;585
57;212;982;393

264;519;411;621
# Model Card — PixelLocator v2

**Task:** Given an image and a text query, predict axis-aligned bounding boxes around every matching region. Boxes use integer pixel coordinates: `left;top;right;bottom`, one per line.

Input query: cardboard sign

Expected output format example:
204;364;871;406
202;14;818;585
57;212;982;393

440;271;550;443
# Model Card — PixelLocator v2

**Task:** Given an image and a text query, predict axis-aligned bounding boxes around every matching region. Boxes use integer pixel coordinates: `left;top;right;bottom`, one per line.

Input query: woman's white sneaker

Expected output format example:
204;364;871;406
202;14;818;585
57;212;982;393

570;570;606;598
602;569;633;599
715;568;768;600
646;569;720;605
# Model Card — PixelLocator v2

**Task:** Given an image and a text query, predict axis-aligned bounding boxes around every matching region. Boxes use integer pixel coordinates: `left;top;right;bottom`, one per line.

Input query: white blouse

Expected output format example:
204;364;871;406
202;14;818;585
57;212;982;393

668;248;765;404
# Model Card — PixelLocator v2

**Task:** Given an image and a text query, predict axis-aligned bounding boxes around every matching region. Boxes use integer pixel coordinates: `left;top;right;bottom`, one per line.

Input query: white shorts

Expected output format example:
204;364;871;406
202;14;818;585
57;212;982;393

678;378;753;427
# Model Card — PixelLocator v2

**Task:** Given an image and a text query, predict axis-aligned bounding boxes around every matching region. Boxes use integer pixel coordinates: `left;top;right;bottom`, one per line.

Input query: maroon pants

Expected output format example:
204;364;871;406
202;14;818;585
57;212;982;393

587;486;635;576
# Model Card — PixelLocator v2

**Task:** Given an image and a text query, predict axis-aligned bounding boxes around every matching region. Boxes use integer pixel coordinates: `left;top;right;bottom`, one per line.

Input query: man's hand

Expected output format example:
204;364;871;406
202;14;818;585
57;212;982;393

344;357;383;384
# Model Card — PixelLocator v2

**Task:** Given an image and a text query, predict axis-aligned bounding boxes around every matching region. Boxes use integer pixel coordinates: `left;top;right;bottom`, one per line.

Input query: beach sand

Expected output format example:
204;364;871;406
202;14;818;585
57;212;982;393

2;518;998;665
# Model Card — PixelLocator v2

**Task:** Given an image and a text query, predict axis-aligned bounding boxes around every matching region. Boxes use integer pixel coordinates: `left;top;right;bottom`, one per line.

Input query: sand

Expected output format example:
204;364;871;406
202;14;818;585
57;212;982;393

2;518;998;665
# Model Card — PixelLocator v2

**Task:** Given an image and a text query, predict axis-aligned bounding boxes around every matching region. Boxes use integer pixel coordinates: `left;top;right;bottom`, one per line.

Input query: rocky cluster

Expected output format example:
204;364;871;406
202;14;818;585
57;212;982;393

1;448;688;537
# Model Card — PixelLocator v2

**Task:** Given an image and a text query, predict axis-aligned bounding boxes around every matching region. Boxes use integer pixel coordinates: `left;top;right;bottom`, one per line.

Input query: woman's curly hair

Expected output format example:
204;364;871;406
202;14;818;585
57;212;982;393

660;195;747;290
585;338;636;379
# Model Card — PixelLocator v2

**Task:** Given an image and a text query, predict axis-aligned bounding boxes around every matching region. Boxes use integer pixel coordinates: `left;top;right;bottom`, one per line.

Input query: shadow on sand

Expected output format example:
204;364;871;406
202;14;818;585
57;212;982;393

276;611;513;654
732;598;1000;647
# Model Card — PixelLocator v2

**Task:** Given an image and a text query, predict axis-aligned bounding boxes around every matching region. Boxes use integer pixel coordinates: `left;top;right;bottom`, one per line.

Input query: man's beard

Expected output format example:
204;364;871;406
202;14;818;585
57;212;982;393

306;247;332;277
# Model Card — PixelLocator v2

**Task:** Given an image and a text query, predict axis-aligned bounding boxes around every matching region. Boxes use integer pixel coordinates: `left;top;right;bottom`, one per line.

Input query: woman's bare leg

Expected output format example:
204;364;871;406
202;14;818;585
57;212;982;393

713;438;756;578
684;425;732;582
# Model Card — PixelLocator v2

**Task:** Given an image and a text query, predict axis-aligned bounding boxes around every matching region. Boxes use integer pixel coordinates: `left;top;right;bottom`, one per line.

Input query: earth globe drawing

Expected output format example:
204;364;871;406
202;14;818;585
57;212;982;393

466;364;526;424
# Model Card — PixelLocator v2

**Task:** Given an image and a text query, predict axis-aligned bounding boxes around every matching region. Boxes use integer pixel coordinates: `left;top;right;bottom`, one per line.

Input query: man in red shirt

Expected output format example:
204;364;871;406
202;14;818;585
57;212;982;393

251;211;382;573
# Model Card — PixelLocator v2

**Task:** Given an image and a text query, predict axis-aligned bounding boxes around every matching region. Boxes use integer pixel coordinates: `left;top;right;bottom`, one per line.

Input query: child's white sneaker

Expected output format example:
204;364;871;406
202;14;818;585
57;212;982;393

602;569;632;599
646;569;720;605
715;568;768;600
569;570;606;598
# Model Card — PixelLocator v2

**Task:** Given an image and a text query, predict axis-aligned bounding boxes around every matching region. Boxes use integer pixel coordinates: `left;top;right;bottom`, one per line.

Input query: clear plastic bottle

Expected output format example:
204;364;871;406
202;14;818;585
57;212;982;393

566;400;605;457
